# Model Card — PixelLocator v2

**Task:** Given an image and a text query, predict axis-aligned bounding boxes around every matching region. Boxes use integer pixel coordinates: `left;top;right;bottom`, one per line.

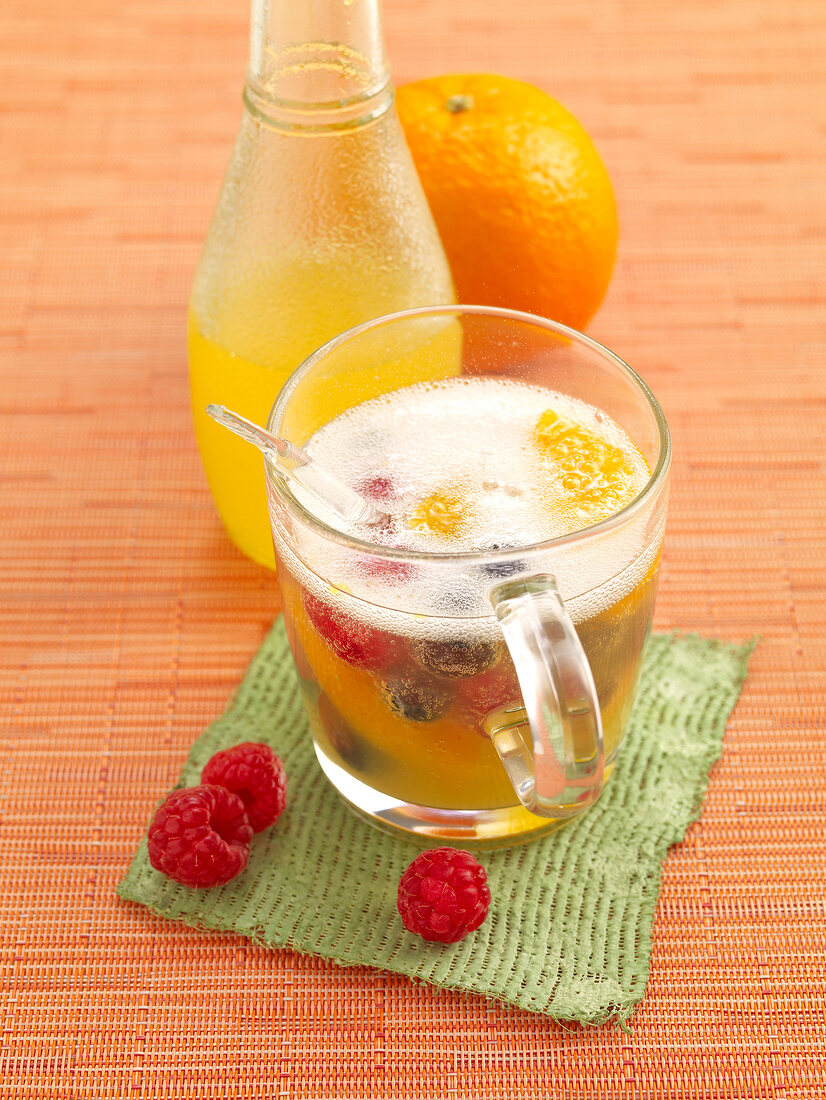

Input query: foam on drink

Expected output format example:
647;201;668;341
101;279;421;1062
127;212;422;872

304;376;649;551
275;376;659;639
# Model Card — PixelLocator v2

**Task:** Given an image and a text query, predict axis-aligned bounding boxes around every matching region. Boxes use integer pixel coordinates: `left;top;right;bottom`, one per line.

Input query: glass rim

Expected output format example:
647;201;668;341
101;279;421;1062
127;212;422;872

266;304;672;565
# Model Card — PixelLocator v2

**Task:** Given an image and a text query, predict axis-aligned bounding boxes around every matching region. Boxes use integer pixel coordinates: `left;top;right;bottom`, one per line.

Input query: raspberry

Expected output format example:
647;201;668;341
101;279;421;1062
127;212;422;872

147;785;252;888
397;847;491;943
355;554;415;585
201;742;287;832
304;591;402;670
456;659;522;718
358;473;396;501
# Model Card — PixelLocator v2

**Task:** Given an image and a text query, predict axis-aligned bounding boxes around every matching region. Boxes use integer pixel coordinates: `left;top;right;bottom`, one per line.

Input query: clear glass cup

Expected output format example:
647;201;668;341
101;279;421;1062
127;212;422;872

266;306;671;846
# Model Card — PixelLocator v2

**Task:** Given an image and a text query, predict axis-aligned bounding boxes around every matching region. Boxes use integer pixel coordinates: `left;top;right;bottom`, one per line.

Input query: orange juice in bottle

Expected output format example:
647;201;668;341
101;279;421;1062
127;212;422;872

188;0;455;568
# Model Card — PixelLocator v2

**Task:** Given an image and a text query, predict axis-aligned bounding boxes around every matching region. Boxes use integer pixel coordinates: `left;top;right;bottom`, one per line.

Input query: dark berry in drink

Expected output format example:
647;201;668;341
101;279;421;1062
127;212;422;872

480;558;525;580
478;542;525;580
304;592;401;671
317;693;364;767
412;636;502;679
380;675;450;723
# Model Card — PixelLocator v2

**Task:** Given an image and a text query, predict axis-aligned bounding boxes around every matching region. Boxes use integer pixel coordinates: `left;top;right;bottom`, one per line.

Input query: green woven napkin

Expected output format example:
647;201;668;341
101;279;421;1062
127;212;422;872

118;621;753;1026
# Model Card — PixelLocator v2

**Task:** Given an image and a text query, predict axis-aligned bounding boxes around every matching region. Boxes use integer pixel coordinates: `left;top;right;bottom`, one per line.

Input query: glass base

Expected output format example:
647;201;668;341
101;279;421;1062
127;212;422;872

314;746;571;850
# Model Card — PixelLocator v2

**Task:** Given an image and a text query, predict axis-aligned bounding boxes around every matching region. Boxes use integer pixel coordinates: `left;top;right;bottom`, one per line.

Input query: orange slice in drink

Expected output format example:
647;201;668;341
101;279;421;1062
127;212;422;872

534;409;643;528
406;488;472;538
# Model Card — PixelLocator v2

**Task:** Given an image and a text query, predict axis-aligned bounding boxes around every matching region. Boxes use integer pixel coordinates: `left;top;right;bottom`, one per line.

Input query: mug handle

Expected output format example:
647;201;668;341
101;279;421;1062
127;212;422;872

486;574;605;819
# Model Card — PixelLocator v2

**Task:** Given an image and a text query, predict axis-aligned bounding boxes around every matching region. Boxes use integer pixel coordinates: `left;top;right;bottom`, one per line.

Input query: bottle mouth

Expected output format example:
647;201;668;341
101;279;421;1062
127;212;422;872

244;42;393;132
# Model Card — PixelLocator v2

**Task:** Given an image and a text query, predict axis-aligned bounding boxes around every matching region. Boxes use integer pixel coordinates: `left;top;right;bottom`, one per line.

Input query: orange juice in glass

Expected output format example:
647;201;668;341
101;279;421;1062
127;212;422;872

266;307;670;845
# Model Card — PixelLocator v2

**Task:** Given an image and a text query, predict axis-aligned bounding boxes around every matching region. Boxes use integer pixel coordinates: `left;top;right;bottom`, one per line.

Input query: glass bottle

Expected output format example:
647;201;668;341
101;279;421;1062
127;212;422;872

188;0;455;569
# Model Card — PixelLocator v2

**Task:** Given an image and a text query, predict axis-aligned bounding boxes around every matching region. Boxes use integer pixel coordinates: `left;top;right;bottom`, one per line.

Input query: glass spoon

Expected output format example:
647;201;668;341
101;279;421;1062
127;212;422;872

206;404;389;529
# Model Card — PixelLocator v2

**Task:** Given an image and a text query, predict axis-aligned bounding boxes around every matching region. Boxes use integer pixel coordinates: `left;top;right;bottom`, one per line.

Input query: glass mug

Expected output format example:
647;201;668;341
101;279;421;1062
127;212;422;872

265;306;671;845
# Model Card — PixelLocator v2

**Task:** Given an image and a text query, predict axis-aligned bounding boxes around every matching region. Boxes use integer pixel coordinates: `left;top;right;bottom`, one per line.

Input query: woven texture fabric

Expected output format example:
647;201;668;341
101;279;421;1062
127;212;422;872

4;0;826;1094
118;621;753;1026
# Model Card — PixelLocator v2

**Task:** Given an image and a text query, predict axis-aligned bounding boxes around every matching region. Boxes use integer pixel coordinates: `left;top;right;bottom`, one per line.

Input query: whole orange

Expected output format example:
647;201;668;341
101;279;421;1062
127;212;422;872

396;74;618;330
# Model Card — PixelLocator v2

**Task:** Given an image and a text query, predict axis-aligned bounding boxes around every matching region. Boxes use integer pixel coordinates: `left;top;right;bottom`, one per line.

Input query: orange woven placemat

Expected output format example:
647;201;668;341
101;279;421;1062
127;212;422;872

2;0;825;1096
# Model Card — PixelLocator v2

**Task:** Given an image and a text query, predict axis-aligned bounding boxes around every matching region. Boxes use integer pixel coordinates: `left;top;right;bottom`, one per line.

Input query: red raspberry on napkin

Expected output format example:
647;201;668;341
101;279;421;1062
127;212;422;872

201;741;287;832
147;785;252;888
397;847;491;943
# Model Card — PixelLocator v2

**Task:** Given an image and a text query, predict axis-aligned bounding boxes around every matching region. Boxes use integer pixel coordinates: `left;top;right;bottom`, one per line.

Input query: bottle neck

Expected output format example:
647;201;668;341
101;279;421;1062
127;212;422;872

244;0;393;131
